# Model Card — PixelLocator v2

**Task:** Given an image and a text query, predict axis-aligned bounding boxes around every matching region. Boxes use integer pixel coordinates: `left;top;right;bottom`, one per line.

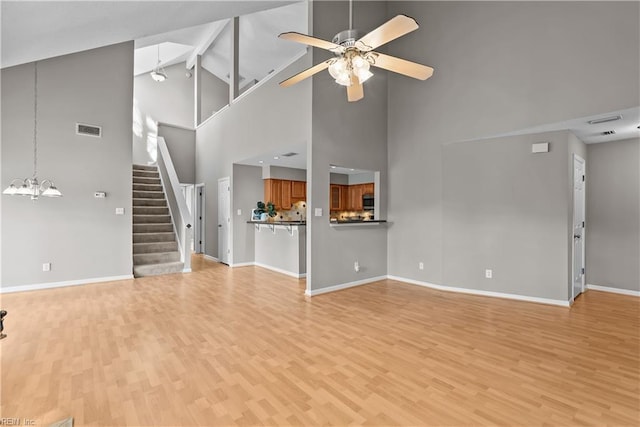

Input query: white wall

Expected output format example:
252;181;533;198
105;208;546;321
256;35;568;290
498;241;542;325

387;1;640;300
1;42;134;289
586;138;640;292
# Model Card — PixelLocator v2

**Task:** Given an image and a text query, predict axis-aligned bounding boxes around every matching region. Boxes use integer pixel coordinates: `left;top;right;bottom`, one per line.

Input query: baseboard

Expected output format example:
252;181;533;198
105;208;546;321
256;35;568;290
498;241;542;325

305;275;387;297
203;255;219;263
1;274;134;294
254;262;306;279
182;268;192;273
231;262;255;268
387;275;571;307
587;284;640;297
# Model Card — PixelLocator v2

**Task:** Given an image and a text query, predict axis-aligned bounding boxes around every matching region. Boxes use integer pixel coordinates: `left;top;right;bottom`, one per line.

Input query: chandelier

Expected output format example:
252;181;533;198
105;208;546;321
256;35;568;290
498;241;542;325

3;62;62;200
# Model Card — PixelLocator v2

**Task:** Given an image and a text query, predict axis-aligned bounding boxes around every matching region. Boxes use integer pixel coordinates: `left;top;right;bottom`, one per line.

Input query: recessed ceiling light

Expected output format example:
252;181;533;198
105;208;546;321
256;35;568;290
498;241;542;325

350;168;355;171
258;160;264;164
330;165;336;169
273;156;279;160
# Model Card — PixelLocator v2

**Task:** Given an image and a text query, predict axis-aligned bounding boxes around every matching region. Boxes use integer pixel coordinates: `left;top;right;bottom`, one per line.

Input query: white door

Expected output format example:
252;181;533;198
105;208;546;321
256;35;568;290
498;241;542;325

218;178;231;264
572;154;586;301
195;184;205;254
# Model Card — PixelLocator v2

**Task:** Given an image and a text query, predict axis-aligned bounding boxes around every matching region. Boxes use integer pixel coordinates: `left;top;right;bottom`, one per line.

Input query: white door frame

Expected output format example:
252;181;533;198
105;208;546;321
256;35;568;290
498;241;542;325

195;183;205;254
218;177;231;265
572;154;586;302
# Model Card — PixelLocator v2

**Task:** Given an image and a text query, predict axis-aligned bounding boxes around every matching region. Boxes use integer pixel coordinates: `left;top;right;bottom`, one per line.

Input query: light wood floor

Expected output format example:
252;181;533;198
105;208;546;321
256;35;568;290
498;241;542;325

1;256;638;426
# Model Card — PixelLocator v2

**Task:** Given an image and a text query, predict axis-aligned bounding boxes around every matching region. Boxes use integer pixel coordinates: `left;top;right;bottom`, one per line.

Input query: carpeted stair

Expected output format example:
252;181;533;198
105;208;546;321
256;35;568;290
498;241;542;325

132;164;184;277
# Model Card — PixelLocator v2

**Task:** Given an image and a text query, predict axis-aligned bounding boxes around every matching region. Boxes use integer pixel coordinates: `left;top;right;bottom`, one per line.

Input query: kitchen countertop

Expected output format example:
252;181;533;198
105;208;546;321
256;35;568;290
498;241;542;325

330;219;387;226
247;220;306;226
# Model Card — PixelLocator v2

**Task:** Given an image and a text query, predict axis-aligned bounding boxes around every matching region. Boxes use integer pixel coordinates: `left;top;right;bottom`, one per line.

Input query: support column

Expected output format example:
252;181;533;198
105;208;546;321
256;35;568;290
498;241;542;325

229;16;239;103
194;55;202;127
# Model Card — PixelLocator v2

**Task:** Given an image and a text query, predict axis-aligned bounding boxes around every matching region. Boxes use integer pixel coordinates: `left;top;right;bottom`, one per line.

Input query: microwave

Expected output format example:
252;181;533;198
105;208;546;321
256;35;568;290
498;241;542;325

363;194;374;210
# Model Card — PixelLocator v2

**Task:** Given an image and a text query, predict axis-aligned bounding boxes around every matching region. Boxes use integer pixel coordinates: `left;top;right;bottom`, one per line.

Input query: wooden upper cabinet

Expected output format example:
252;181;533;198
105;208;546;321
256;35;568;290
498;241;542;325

350;184;364;211
340;185;349;210
281;180;292;210
265;179;306;210
362;182;374;196
330;185;342;211
291;180;306;202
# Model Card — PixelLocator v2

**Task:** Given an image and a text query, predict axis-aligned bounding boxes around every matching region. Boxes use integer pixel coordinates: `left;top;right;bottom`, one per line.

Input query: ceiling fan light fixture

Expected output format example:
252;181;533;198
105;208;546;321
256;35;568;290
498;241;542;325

150;44;167;83
335;73;352;86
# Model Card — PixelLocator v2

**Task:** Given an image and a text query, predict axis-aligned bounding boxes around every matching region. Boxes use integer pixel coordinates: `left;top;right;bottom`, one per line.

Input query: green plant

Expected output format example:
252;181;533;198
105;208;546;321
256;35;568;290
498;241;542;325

255;201;278;217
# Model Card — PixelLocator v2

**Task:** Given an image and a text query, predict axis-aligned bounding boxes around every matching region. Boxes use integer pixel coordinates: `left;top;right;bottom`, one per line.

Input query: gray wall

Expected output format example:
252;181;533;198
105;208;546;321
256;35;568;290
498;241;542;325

195;53;312;260
232;164;263;264
586;138;640;291
387;1;640;299
329;173;348;185
158;123;196;184
308;1;388;292
263;165;307;181
349;172;375;185
443;131;574;301
133;62;195;165
1;42;134;288
201;67;229;123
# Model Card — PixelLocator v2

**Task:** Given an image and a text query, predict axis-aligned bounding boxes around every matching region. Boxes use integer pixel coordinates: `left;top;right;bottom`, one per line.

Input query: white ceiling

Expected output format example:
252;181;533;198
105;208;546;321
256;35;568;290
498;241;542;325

0;0;300;69
237;144;307;169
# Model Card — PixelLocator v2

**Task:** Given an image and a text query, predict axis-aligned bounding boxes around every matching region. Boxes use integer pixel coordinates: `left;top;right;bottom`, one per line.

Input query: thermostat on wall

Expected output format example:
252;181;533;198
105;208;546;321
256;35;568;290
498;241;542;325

94;191;106;198
532;142;549;153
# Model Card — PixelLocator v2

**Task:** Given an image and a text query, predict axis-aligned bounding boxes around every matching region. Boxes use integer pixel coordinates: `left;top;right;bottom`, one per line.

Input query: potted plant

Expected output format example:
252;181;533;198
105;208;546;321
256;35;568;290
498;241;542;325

253;201;277;221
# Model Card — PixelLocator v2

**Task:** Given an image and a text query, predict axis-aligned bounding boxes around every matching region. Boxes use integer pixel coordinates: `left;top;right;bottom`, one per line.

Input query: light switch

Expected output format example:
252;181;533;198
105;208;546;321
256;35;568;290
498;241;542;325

115;208;124;215
237;209;242;216
314;208;322;217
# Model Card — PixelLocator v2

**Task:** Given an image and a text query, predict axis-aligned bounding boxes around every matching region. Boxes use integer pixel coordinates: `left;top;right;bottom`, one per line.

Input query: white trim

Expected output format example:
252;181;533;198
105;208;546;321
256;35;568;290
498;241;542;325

203;254;219;263
254;262;306;279
387;275;571;307
231;262;255;268
587;284;640;297
182;268;192;273
1;275;133;294
305;275;387;297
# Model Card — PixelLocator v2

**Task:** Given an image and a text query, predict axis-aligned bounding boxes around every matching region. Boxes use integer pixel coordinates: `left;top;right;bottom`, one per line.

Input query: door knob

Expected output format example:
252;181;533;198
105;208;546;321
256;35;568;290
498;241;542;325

218;224;222;228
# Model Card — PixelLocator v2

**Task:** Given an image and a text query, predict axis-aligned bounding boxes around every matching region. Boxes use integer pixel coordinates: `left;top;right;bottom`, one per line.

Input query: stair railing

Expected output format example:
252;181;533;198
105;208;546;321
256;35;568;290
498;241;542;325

157;136;192;273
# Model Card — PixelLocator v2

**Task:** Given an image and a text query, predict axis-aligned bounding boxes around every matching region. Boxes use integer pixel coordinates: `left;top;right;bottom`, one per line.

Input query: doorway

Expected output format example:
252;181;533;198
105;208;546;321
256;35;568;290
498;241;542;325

218;177;231;265
572;154;586;301
195;183;205;254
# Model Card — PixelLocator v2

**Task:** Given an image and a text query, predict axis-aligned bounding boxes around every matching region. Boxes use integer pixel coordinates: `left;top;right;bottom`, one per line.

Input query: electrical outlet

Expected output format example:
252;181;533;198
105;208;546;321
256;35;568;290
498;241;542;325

115;207;124;215
42;263;51;272
485;269;493;279
354;261;360;272
315;208;323;217
419;262;424;270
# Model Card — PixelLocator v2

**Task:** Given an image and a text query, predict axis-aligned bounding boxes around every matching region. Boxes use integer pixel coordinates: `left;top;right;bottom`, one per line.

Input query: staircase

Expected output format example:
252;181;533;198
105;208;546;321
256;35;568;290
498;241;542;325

132;164;184;277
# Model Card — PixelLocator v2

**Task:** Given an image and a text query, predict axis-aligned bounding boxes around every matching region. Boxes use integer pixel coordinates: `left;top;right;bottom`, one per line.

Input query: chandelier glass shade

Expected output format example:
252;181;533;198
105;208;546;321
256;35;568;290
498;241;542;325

3;61;63;200
328;51;374;87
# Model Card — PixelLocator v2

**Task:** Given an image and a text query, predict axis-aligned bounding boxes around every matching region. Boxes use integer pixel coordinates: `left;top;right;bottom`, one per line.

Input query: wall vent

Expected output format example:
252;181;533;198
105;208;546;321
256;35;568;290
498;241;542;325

76;123;102;138
601;130;616;136
281;152;299;157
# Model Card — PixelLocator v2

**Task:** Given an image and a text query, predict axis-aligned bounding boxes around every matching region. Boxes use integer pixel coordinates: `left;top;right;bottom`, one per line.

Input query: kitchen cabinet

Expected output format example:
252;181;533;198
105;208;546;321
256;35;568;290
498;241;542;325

330;185;342;211
265;179;306;210
349;184;364;211
362;182;374;196
291;180;306;203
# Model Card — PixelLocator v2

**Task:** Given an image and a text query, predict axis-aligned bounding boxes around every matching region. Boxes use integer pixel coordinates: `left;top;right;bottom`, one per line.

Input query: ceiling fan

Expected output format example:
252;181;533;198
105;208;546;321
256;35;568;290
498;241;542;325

278;3;434;102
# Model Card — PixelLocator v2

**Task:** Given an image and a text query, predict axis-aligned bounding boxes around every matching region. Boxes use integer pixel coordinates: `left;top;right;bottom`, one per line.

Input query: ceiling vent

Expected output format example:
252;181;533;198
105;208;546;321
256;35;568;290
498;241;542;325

76;123;102;138
601;130;616;136
588;115;622;125
281;152;299;157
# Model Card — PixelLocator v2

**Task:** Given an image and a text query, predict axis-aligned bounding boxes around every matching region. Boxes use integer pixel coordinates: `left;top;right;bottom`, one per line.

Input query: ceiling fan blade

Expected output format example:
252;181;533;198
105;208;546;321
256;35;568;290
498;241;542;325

279;32;345;53
347;75;364;102
279;60;331;88
356;15;419;51
369;52;434;80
